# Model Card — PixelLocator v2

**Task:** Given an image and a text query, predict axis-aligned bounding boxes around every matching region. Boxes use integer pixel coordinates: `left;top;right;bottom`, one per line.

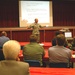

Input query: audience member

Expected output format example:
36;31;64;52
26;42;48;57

59;29;69;47
28;18;42;43
0;49;5;61
23;35;45;66
52;31;60;46
48;34;71;64
0;40;30;75
0;31;10;48
52;30;68;47
71;36;75;50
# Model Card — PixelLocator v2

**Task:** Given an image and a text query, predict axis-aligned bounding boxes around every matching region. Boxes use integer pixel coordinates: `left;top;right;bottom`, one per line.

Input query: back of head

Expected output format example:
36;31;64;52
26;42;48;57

1;31;7;36
30;35;37;42
55;31;60;36
3;40;20;60
59;29;66;35
72;36;75;44
56;34;66;46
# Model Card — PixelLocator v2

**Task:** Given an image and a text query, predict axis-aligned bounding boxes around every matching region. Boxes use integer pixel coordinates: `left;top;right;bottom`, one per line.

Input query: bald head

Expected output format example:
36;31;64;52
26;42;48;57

34;18;38;23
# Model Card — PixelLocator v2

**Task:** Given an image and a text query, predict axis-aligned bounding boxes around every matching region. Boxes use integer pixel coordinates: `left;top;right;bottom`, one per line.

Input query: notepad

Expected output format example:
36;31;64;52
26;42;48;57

65;32;72;38
64;32;73;40
39;43;44;46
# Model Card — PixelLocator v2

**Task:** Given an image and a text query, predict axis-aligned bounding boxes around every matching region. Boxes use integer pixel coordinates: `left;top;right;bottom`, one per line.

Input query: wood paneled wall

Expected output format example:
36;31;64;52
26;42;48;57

0;27;75;42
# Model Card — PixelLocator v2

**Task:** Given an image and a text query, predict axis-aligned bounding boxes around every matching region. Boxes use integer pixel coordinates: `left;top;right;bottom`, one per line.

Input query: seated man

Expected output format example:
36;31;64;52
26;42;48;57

0;40;30;75
23;35;45;66
71;36;75;50
0;31;10;48
52;30;68;47
48;34;71;64
52;31;60;46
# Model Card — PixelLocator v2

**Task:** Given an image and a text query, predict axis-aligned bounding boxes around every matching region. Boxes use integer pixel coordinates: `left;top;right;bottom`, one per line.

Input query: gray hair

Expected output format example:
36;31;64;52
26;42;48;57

3;40;20;60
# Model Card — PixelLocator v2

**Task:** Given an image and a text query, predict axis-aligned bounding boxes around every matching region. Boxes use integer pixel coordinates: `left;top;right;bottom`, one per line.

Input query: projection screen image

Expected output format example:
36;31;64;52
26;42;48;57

19;1;53;27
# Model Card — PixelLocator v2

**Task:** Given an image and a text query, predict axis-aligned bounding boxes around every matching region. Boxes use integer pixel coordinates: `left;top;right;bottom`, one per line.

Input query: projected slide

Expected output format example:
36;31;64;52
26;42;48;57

19;1;53;27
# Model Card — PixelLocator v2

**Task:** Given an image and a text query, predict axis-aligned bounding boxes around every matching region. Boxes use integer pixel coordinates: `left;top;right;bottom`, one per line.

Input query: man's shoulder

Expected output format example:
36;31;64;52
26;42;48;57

17;61;29;66
64;47;71;52
49;46;56;49
0;60;29;75
0;60;29;67
0;36;3;38
0;36;9;39
24;43;30;46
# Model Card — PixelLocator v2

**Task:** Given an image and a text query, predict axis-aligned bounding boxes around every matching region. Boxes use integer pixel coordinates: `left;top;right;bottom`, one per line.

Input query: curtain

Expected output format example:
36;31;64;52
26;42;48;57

53;1;75;26
0;0;19;27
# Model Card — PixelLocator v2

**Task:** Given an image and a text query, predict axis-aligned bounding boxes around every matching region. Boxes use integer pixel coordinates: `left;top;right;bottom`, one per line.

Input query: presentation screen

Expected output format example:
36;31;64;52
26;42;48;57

19;0;53;27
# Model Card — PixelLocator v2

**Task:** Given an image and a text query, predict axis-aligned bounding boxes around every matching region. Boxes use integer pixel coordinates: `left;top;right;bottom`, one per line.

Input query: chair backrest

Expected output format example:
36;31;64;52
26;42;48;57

0;50;5;61
24;60;40;67
49;63;69;68
0;46;2;49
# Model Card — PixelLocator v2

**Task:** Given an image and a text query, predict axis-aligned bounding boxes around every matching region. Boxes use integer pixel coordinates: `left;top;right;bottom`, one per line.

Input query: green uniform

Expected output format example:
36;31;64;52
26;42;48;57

23;42;45;66
29;23;42;42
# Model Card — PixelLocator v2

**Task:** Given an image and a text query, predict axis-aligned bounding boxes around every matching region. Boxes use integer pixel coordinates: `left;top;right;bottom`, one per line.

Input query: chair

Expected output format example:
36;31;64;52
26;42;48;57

0;49;5;61
0;46;2;49
24;60;40;67
49;63;69;68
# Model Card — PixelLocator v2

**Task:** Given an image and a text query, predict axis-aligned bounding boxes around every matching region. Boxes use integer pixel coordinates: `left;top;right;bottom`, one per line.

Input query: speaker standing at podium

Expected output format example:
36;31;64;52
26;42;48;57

28;18;42;43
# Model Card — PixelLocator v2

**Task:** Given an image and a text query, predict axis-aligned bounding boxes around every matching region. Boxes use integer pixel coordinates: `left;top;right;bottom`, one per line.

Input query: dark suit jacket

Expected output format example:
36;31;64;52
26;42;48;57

0;60;30;75
52;37;57;46
0;50;5;61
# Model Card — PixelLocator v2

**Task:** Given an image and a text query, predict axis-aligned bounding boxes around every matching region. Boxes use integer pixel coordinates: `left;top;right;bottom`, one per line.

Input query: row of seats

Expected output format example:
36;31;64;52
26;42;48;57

0;49;70;68
24;60;69;68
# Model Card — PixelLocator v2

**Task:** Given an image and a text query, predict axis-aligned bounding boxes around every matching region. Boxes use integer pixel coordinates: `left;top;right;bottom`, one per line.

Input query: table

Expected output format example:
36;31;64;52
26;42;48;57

19;42;52;49
30;67;75;75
